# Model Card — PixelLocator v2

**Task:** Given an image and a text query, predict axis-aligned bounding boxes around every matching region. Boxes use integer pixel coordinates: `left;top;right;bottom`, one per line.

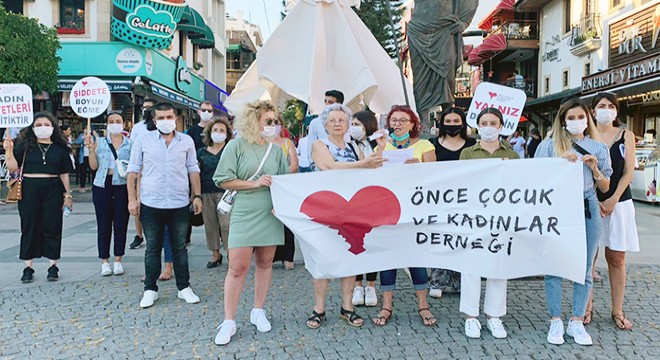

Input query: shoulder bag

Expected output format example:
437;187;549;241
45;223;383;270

217;143;273;214
7;151;26;203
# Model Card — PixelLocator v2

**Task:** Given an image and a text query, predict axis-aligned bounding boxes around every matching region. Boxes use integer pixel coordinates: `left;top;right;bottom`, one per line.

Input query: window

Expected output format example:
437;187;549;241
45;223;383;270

562;69;570;89
564;0;572;34
584;62;591;76
58;0;85;34
2;0;23;14
611;0;622;8
544;75;550;94
227;52;240;70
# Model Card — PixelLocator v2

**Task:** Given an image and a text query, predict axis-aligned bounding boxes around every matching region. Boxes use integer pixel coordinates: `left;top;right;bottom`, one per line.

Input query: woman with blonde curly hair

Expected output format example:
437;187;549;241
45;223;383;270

212;100;289;345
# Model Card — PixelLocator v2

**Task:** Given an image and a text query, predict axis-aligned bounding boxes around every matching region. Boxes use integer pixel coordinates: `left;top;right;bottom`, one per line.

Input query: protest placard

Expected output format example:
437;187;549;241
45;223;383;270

69;77;111;119
271;159;587;284
0;84;33;128
467;82;526;136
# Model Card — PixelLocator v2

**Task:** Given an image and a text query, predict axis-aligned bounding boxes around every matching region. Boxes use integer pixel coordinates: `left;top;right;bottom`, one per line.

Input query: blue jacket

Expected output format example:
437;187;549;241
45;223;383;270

93;136;133;187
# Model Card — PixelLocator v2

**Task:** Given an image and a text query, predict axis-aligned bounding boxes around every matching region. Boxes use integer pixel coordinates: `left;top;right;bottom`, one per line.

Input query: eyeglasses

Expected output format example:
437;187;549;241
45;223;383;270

390;118;411;124
263;118;282;126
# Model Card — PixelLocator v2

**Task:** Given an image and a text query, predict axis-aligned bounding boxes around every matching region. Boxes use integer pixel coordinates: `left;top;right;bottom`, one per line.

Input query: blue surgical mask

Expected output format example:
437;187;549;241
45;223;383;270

390;132;410;142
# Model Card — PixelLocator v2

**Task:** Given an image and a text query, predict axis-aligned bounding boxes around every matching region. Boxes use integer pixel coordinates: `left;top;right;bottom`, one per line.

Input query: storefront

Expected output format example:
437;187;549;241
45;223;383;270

56;42;206;134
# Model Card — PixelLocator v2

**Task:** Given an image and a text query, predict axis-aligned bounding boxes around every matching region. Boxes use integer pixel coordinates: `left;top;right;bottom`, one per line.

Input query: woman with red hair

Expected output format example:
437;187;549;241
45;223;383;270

373;105;437;327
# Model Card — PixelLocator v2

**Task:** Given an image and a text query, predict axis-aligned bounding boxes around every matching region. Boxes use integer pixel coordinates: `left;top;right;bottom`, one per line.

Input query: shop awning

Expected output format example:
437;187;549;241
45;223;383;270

178;6;207;37
525;87;581;107
57;79;133;93
477;0;516;30
467;34;507;66
227;44;242;53
149;82;201;109
205;80;229;112
191;25;215;49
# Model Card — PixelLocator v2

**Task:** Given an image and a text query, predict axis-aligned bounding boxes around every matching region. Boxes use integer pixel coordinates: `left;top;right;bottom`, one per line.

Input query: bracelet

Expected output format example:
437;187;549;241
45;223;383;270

593;172;604;181
64;194;73;199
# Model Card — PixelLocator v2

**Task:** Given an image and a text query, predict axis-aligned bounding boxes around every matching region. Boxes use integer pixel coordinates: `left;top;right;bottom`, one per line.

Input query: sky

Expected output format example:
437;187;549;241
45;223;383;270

226;0;502;43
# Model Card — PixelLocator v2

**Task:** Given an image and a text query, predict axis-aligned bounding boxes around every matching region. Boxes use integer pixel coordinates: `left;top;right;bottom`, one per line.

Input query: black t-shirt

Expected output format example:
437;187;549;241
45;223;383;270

187;125;205;150
197;147;225;194
14;141;73;175
527;138;541;158
432;137;476;161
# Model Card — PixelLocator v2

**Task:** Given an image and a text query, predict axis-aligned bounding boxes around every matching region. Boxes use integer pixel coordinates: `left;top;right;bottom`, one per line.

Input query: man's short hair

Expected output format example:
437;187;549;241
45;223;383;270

143;98;157;106
153;102;177;114
200;100;214;108
325;90;344;104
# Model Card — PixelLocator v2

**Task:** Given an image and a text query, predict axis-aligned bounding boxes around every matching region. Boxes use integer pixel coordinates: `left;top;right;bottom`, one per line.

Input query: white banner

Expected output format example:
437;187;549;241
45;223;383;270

271;158;587;284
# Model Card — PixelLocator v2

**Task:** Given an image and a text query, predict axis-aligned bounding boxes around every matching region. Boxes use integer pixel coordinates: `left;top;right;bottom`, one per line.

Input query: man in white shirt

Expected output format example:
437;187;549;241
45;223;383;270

297;131;312;172
509;130;526;159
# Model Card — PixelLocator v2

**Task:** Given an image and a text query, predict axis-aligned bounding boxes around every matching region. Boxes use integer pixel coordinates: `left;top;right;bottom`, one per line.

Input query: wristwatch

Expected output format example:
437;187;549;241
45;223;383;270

193;195;202;200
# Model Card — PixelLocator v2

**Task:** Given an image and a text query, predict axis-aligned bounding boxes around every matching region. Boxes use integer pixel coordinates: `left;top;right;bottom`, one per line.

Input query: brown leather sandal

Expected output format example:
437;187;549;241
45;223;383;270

372;307;393;326
418;307;437;327
612;312;633;330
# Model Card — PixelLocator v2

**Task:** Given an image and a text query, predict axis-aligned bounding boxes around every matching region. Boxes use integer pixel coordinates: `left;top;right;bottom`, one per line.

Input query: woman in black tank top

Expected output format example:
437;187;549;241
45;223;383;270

588;93;639;330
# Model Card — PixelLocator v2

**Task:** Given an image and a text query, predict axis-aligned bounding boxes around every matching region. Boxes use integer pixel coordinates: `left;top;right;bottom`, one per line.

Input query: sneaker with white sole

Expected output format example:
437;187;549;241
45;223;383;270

547;318;565;345
250;308;272;333
101;263;112;277
566;319;593;346
177;287;200;304
464;318;482;338
429;288;443;298
214;320;237;345
139;290;158;308
487;317;507;339
364;286;378;307
113;262;124;275
352;286;365;306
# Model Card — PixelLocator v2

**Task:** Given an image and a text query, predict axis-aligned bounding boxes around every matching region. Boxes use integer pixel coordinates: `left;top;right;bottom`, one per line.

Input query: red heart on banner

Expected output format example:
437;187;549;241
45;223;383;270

300;186;401;255
82;81;88;86
488;91;497;99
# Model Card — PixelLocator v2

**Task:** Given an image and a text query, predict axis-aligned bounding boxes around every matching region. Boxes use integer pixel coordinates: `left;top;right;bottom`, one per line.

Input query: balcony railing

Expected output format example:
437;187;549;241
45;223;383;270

490;20;539;40
568;13;602;48
504;78;537;98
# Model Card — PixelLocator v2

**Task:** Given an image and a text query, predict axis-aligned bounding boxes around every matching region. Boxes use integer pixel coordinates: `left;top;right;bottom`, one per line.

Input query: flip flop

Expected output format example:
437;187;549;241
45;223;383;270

612;312;633;330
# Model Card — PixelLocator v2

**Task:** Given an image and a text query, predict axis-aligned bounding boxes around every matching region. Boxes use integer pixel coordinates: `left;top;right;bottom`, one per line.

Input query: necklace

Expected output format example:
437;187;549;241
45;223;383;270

391;138;411;149
37;143;52;164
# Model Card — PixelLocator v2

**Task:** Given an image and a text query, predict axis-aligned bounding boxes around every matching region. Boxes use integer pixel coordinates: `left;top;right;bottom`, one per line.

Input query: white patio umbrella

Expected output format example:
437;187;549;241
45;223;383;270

224;0;416;117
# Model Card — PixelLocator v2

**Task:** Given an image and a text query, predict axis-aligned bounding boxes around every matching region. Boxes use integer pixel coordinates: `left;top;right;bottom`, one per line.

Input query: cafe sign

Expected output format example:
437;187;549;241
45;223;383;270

582;53;660;94
609;3;660;68
111;0;186;50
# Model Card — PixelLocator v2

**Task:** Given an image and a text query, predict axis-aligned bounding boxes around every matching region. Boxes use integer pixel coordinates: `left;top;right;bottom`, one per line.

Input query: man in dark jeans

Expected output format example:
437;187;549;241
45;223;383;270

127;102;203;308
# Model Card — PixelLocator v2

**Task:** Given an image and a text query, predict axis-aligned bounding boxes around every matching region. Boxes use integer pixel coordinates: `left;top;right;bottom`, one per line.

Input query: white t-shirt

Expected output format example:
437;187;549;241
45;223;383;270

297;136;311;167
510;136;526;158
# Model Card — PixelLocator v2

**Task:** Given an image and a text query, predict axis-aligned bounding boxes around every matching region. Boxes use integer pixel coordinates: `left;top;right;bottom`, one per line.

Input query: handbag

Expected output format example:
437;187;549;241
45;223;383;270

106;138;128;179
190;203;204;227
6;152;26;203
218;143;273;214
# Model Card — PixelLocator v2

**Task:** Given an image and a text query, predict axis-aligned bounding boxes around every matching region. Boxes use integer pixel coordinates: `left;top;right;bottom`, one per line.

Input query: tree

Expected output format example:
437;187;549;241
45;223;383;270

0;5;61;93
352;0;404;59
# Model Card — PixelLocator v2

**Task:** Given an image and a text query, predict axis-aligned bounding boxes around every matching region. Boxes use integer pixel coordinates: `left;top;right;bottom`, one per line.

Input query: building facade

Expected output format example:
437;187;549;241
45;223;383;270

225;11;263;94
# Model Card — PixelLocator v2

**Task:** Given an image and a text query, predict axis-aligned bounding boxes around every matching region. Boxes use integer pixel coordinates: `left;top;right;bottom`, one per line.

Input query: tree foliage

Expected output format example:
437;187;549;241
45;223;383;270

353;0;404;59
0;5;61;93
280;99;305;138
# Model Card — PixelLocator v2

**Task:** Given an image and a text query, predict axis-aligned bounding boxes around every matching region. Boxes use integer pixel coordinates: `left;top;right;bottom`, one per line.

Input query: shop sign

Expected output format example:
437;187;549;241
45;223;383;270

127;5;176;38
642;90;660;103
111;0;186;50
175;56;192;93
145;50;154;76
116;47;143;74
542;48;559;62
151;83;200;109
0;84;33;128
58;81;132;93
609;4;660;68
582;53;660;94
69;77;111;118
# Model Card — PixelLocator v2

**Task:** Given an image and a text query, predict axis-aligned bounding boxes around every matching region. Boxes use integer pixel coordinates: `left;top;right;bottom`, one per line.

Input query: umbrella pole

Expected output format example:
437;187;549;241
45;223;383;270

384;0;409;107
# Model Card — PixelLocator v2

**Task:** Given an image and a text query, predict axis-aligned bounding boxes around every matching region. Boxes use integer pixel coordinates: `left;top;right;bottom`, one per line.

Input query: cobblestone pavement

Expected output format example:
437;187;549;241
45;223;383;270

1;264;659;359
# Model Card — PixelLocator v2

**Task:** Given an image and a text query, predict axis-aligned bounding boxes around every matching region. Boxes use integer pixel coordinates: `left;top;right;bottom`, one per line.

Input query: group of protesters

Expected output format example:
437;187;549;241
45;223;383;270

2;88;639;346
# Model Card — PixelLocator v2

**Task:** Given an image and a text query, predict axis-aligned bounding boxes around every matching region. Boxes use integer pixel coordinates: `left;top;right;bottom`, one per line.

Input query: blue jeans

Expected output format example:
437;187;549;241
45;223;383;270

380;268;428;291
545;194;601;318
141;204;190;292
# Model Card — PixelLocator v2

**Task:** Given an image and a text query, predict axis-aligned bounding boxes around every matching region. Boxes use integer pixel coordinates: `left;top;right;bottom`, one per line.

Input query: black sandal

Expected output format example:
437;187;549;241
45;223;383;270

418;307;437;327
372;307;393;327
339;307;364;327
306;310;326;329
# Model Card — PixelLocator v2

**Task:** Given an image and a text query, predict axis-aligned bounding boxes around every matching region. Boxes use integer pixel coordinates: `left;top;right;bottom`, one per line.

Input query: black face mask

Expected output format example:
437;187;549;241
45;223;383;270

444;124;462;137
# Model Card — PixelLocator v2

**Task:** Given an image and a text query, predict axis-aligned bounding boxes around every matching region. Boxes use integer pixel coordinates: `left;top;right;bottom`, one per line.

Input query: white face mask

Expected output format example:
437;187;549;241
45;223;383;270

260;125;279;140
478;126;500;142
107;123;124;135
595;109;617;124
33;126;54;139
199;111;213;122
156;119;177;134
349;125;366;140
565;119;588;135
211;133;227;144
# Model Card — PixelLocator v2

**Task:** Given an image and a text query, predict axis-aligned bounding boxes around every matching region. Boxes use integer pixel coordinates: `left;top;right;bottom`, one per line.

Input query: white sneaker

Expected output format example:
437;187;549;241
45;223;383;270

113;262;124;275
487;317;507;339
429;288;443;298
177;287;200;304
352;286;365;306
214;320;237;345
139;290;158;308
547;318;565;345
250;308;272;333
464;318;482;338
101;263;112;277
566;319;593;346
364;286;378;307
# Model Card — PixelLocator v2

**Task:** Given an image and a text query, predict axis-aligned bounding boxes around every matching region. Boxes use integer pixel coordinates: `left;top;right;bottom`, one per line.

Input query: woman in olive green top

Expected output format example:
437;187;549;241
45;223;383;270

212;100;289;346
459;108;519;340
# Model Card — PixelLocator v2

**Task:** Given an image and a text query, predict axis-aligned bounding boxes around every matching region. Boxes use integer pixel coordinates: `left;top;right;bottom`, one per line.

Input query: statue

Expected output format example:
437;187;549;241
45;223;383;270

407;0;478;120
